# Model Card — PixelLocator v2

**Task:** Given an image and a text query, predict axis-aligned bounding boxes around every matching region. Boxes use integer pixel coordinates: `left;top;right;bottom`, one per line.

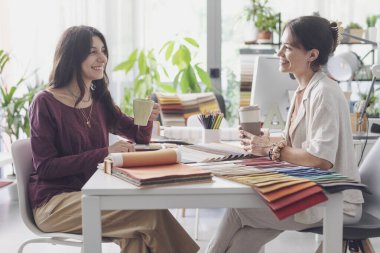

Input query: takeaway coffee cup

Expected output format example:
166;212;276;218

239;105;261;136
133;98;154;126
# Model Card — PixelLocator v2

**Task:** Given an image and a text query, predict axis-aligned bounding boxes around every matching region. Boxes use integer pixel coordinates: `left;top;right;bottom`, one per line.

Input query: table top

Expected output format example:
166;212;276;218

82;169;255;196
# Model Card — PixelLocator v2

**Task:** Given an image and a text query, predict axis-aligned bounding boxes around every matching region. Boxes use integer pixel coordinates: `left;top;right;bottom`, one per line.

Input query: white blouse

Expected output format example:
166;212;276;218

283;71;364;224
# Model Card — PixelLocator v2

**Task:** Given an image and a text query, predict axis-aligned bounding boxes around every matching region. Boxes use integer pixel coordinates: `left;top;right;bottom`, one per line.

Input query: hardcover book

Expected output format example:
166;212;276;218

105;149;212;187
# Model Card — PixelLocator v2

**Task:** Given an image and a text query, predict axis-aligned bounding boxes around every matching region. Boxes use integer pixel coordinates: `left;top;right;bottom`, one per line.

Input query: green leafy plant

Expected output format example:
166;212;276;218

160;37;212;93
114;37;212;115
358;91;377;107
243;0;278;32
0;50;44;176
114;49;168;115
358;91;380;118
366;15;378;28
347;22;363;29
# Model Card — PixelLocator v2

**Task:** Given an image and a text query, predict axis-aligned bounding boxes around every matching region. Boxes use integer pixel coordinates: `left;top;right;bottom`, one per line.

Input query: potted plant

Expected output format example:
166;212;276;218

358;91;380;118
0;50;44;178
243;0;278;43
346;22;364;43
366;15;378;41
160;37;212;93
114;49;167;115
114;37;212;115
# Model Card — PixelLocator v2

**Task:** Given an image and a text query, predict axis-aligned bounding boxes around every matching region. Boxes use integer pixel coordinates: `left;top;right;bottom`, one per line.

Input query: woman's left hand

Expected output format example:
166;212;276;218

240;129;270;156
149;103;161;121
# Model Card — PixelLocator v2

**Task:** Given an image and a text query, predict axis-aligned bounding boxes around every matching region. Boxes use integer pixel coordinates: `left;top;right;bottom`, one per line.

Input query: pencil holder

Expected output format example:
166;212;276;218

202;128;221;143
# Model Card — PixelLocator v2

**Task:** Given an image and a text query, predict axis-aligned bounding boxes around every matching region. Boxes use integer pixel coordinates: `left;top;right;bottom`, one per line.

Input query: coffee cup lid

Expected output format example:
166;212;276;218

239;105;260;111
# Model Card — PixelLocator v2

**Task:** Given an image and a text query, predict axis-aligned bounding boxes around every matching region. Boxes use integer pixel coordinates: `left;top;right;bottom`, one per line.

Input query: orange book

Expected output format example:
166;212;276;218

112;163;212;187
107;149;211;187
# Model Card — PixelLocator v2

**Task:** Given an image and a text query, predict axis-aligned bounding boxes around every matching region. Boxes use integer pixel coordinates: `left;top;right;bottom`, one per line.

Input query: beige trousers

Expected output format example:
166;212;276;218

34;191;199;253
206;205;362;253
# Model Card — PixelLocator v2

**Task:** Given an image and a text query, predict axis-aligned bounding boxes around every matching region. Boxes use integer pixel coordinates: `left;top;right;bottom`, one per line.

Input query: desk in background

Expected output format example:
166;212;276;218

82;170;343;253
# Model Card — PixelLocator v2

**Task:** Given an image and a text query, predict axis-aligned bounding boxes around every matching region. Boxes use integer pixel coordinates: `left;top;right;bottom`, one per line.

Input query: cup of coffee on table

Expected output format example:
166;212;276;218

239;105;261;136
133;98;154;126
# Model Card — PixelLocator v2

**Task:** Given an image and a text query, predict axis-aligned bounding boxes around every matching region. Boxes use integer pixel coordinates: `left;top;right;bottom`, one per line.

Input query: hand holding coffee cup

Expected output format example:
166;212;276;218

133;98;154;126
148;103;161;121
239;105;261;136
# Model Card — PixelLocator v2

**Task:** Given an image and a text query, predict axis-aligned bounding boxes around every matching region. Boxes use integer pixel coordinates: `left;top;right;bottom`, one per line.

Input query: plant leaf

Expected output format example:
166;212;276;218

165;41;175;61
180;70;190;93
173;71;182;90
159;40;172;54
184;37;199;48
157;83;176;93
195;65;212;90
187;66;200;92
172;48;182;68
162;67;169;78
138;51;147;74
179;45;191;65
113;49;138;72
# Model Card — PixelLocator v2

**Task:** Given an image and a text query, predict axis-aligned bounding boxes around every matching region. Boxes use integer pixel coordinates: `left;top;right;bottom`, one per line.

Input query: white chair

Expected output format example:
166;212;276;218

11;139;109;252
302;138;380;252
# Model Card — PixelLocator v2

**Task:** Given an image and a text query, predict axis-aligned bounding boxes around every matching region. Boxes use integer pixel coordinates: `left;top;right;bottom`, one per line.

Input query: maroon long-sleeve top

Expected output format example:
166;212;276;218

28;90;152;210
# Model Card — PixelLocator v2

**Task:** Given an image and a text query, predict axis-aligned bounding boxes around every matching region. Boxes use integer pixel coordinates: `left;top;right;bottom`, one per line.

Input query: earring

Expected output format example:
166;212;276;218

90;83;96;91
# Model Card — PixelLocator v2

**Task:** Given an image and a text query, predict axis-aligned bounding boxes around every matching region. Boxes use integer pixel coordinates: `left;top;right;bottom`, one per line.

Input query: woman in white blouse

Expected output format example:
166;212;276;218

206;15;364;253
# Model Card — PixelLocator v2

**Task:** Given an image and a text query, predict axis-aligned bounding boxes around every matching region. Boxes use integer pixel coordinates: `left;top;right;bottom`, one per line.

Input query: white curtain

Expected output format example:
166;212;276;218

0;0;138;103
1;0;380;98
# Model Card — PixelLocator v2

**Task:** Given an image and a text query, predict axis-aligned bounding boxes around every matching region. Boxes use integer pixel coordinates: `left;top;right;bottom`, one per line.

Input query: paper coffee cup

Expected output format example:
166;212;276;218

239;105;261;135
133;98;154;126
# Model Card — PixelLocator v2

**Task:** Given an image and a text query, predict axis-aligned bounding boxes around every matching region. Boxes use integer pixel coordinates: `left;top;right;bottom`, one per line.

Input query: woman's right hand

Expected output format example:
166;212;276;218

108;140;136;154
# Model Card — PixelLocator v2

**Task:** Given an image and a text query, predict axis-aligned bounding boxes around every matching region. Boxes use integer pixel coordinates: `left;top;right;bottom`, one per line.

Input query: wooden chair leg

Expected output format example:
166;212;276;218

314;240;348;253
315;241;323;253
343;240;348;253
362;239;376;253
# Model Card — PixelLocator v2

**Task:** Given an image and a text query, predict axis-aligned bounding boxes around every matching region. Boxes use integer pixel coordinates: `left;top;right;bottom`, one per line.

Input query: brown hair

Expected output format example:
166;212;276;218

285;16;339;72
49;25;121;127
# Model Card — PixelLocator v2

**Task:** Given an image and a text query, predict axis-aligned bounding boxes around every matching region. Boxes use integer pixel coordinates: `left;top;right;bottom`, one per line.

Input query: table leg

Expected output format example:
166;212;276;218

82;195;102;253
194;208;199;240
323;193;343;253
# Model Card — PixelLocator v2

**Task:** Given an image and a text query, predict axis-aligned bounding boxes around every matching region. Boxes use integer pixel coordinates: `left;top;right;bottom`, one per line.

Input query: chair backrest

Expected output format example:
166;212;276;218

11;138;44;235
359;138;380;218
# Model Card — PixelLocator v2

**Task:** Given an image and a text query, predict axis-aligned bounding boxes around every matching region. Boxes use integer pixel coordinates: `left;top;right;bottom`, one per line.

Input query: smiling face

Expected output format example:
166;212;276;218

277;28;319;79
81;36;107;85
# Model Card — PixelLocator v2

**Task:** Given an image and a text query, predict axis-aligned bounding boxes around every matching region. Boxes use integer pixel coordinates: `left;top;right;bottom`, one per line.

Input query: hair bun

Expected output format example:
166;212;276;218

330;20;344;46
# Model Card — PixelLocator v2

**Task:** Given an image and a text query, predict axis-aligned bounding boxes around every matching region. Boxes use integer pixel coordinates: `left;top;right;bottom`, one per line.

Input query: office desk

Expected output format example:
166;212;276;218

82;170;343;253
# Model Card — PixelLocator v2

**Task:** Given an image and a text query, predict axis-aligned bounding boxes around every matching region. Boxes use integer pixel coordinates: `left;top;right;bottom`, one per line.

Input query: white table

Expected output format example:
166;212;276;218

82;170;343;253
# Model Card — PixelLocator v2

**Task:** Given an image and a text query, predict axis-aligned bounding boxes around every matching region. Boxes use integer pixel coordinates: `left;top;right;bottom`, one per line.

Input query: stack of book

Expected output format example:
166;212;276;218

155;92;220;126
104;149;212;187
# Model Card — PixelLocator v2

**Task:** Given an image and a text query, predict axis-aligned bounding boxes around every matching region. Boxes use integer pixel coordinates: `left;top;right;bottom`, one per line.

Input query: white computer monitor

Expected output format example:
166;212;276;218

250;55;298;130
